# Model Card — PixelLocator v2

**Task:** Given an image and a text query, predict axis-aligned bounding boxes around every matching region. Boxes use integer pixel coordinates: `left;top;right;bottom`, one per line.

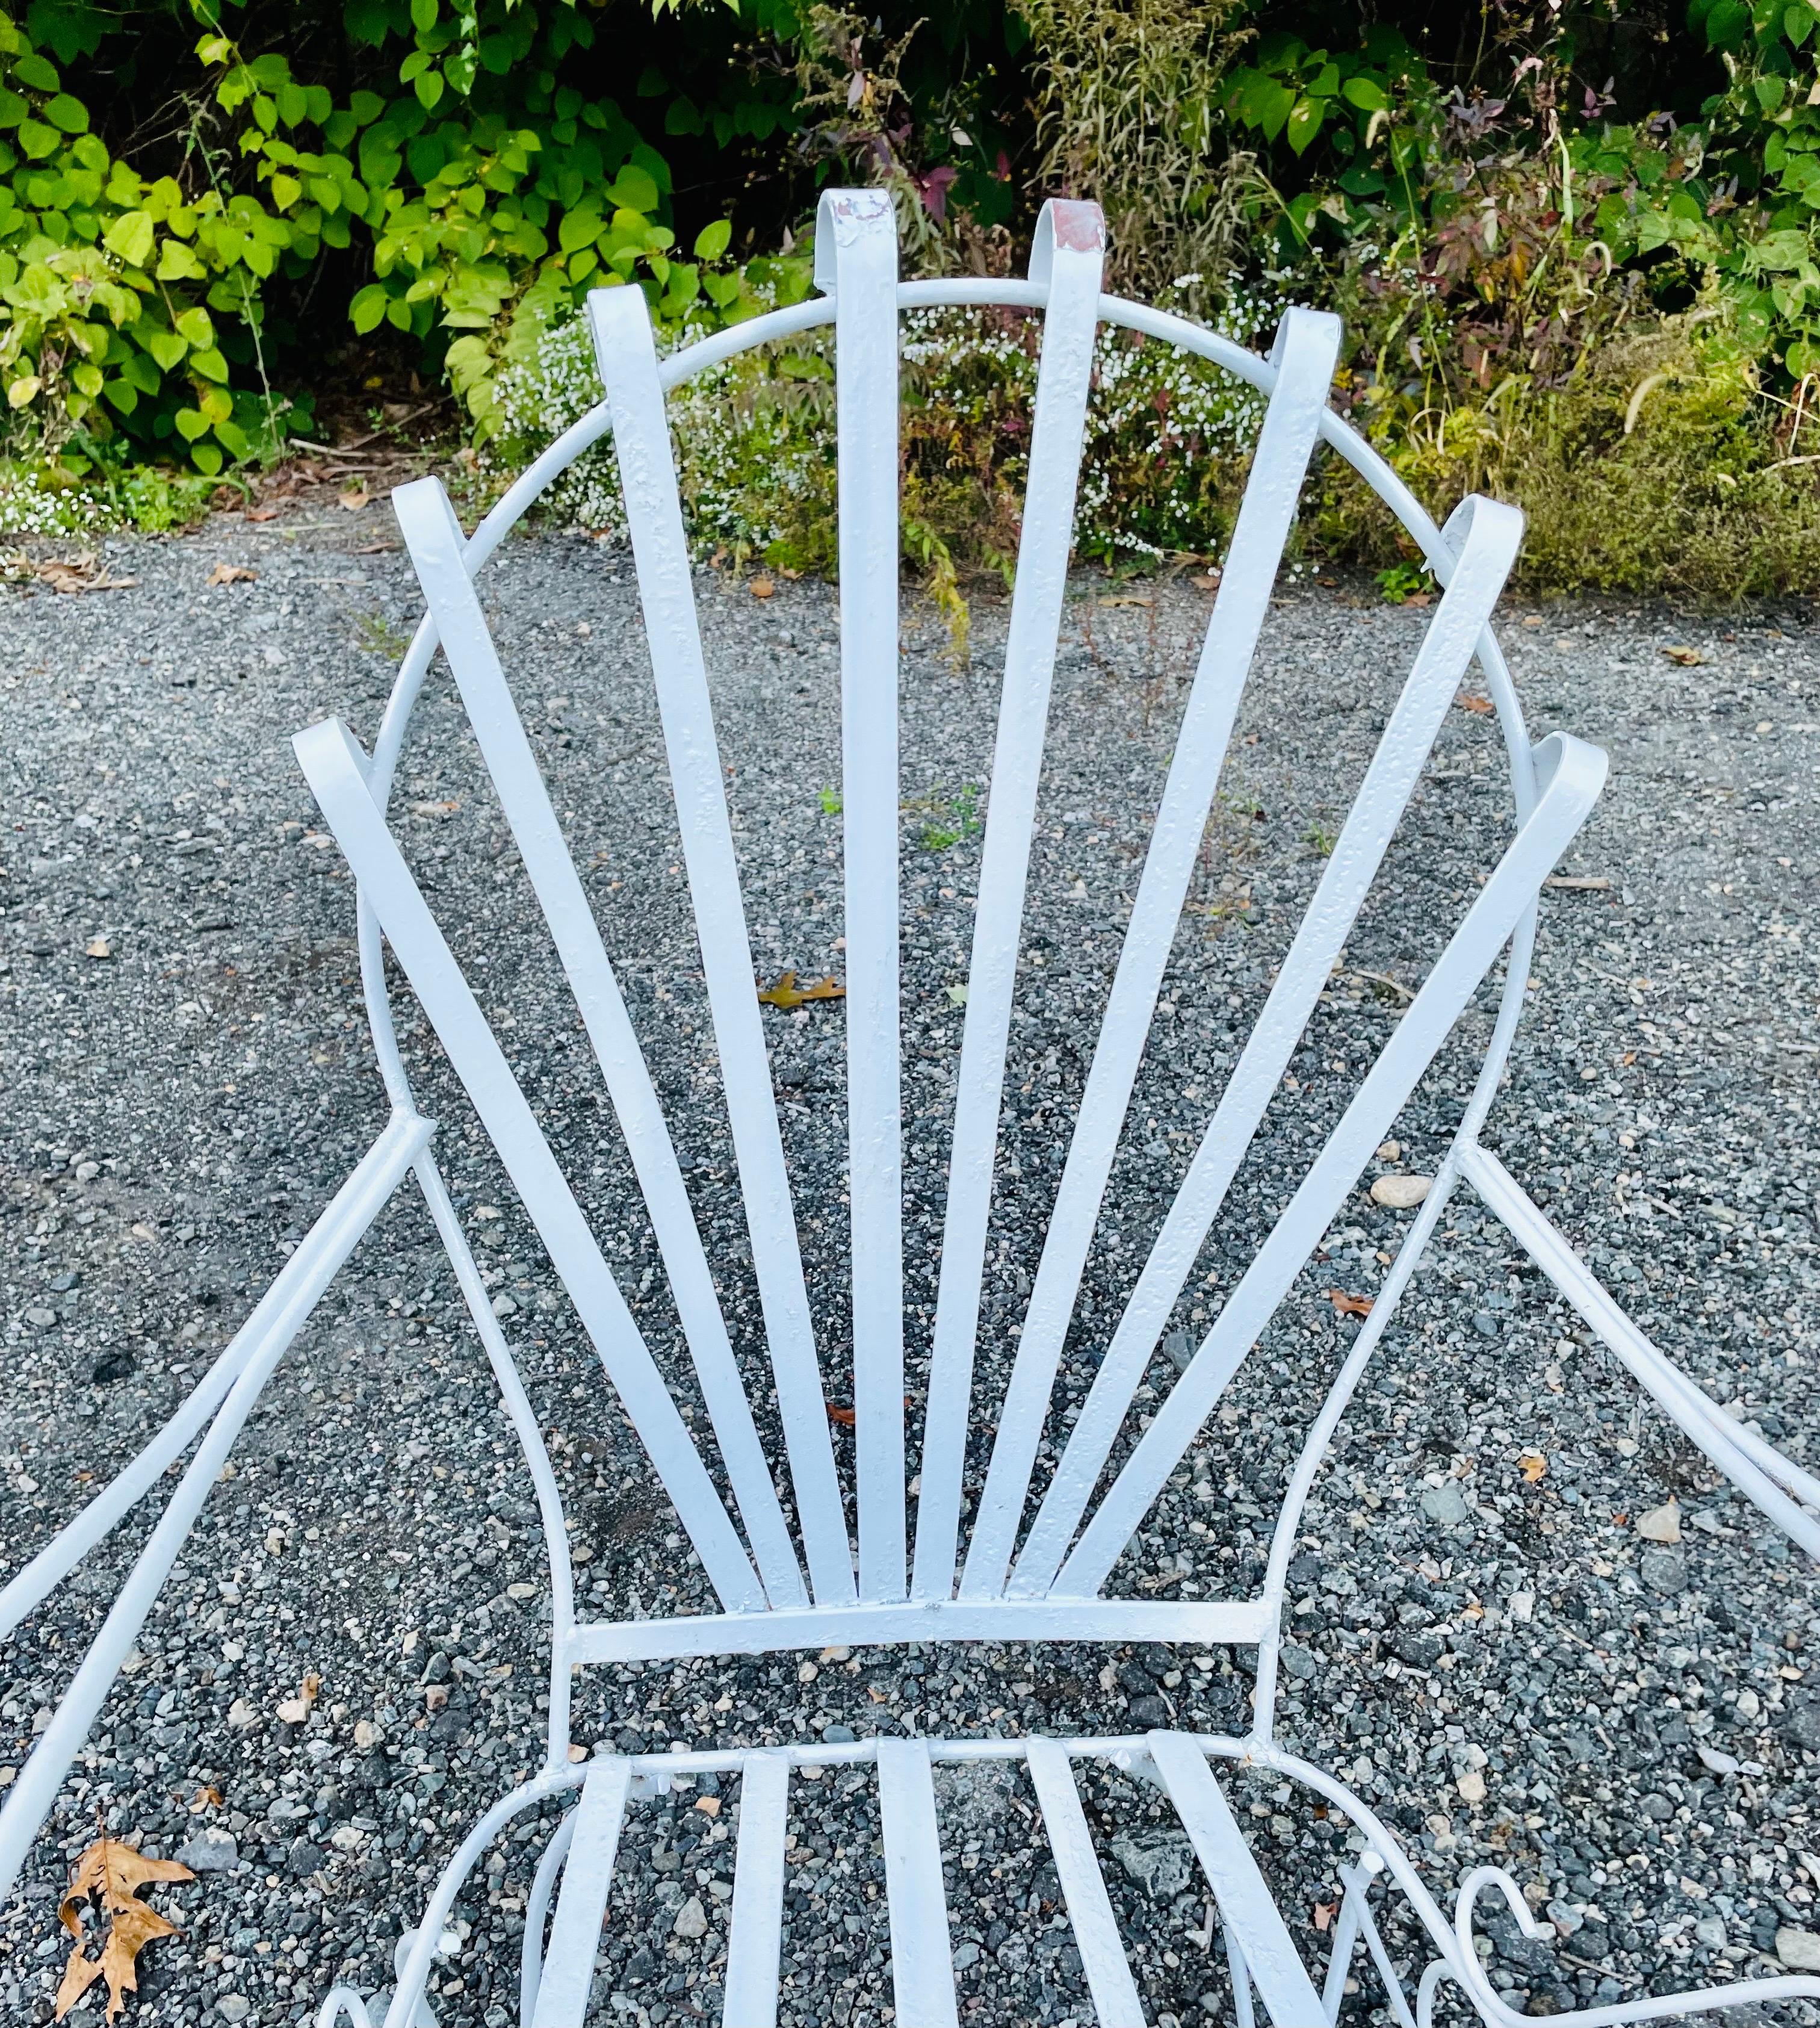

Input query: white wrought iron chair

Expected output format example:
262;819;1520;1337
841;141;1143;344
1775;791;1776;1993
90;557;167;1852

4;188;1818;2028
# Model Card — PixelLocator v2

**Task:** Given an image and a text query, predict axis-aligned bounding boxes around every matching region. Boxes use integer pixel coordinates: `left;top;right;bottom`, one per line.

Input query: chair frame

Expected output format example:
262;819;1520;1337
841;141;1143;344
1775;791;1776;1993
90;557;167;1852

3;188;1817;2028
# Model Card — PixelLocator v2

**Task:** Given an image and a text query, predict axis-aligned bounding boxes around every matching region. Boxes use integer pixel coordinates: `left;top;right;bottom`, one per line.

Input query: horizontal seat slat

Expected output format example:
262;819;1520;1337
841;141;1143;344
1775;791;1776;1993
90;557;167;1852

724;1752;791;2028
878;1738;959;2028
1147;1734;1323;2027
531;1757;633;2028
1026;1737;1145;2027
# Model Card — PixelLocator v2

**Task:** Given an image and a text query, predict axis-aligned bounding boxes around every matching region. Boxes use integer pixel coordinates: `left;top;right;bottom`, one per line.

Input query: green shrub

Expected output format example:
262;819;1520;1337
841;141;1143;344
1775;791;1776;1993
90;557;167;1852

490;288;1280;600
0;0;758;519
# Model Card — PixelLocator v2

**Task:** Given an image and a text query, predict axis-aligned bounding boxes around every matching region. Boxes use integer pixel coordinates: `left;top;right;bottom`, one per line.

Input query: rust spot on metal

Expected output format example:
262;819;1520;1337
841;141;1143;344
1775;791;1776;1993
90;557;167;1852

1049;200;1106;252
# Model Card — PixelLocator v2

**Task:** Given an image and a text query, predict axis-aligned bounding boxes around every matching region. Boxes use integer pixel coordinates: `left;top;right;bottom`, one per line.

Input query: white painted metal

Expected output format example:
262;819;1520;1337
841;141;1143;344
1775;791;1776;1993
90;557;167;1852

1011;493;1525;1597
820;187;909;1605
585;284;854;1609
292;715;767;1614
1054;731;1609;1599
0;1107;432;1908
562;1594;1267;1664
723;1752;792;2027
1024;1737;1145;2027
391;474;809;1611
959;304;1343;1601
1462;1141;1820;1555
1146;1732;1324;2026
877;1737;960;2028
530;1757;633;2028
913;197;1106;1604
8;188;1816;2028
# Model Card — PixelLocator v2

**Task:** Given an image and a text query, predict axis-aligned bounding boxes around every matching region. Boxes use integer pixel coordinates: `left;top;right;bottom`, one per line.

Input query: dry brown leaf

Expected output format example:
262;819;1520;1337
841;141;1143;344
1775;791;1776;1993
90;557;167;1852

1326;1289;1373;1318
56;1835;194;2022
826;1394;909;1427
188;1786;223;1814
1097;594;1154;608
1660;645;1705;666
1455;690;1494;714
1518;1451;1548;1483
749;574;775;598
32;553;138;595
1313;1900;1337;1933
758;970;845;1010
1543;875;1611;892
244;505;279;523
206;563;258;587
84;937;111;960
338;488;371;512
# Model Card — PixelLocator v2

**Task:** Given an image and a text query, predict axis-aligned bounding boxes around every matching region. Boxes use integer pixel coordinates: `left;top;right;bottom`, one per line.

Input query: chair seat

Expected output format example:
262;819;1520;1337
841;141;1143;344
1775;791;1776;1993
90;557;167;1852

365;1728;1329;2028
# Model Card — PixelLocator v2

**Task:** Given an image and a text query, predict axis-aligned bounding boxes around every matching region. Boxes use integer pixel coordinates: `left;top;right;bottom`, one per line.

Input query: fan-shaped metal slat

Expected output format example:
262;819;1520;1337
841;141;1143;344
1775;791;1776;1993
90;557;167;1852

911;200;1107;1605
529;1756;632;2028
820;188;911;1605
878;1737;960;2028
1009;497;1526;1598
391;474;807;1612
587;282;856;1611
1025;1738;1146;2027
723;1752;792;2028
292;716;769;1614
1054;731;1608;1598
959;307;1343;1602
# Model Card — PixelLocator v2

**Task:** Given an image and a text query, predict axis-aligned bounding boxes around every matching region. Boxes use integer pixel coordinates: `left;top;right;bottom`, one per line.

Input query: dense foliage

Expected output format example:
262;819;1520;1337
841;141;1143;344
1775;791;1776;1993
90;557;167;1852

3;0;1819;595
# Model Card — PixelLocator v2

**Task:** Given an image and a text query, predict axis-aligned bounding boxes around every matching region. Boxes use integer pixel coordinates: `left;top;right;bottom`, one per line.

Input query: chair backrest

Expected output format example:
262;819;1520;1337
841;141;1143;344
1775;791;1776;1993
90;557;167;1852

292;189;1605;1744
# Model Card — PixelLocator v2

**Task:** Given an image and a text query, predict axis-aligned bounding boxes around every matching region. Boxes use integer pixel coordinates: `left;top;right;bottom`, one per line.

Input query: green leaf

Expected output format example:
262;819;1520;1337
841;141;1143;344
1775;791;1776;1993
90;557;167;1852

693;217;731;261
176;305;214;346
1285;95;1325;154
413;68;444;111
72;360;104;397
17;118;60;159
43;92;88;134
12;52;61;92
605;163;660;214
411;0;439;29
102;209;156;268
350;282;389;333
173;405;211;441
191;440;223;474
1756;74;1789;114
190;346;231;382
0;87;27;128
1341;75;1388;111
1790;4;1816;45
141;326;187;370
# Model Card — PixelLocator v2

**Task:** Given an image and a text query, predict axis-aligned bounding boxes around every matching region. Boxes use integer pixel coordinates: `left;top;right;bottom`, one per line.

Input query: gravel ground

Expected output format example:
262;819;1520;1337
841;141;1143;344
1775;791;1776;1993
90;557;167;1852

2;506;1819;2028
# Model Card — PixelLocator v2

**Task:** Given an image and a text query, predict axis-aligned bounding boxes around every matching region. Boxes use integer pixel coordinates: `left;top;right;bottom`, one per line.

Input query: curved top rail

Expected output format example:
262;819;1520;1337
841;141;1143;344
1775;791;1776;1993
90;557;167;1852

354;278;1537;1121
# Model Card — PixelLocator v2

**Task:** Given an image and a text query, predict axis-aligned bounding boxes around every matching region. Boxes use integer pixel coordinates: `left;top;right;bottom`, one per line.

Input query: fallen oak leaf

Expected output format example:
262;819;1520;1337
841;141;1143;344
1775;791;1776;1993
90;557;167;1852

243;505;279;523
749;573;775;598
1660;645;1705;666
758;970;846;1011
1518;1451;1547;1483
56;1835;194;2022
205;563;257;586
827;1395;911;1427
1326;1289;1373;1318
1455;689;1495;714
